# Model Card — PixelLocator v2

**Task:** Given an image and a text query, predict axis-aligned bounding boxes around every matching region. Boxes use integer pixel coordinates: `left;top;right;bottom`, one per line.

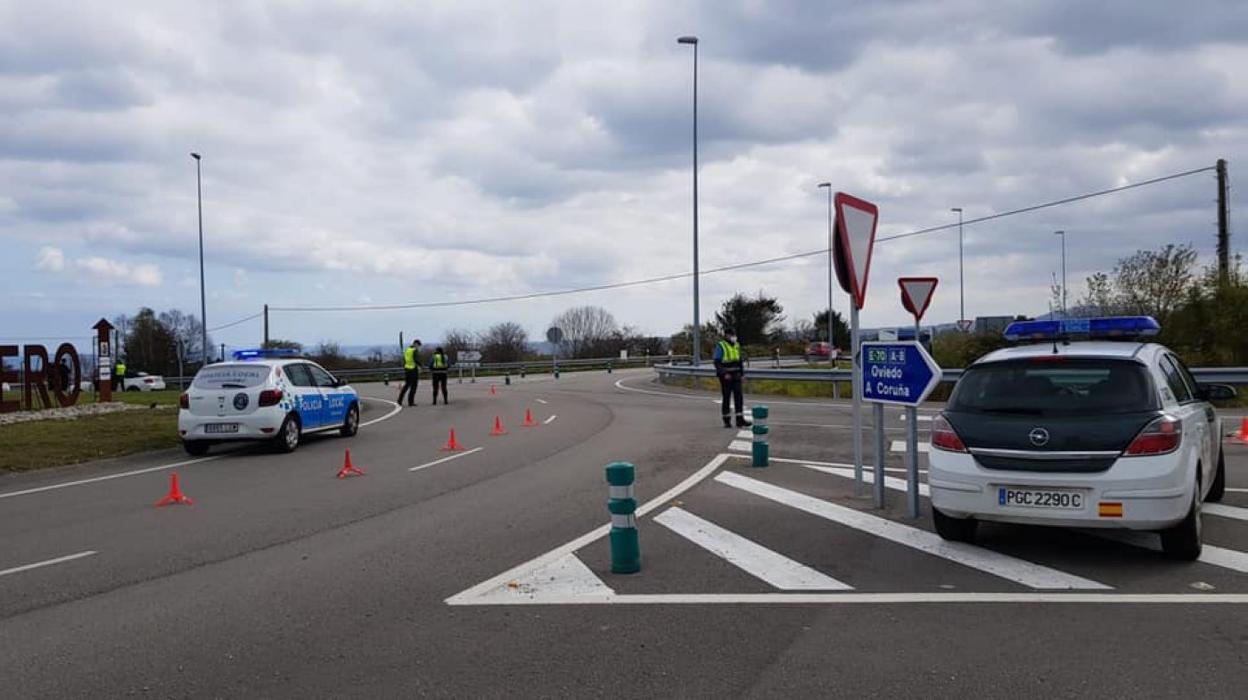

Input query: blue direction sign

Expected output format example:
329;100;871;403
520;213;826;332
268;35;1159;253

860;341;941;407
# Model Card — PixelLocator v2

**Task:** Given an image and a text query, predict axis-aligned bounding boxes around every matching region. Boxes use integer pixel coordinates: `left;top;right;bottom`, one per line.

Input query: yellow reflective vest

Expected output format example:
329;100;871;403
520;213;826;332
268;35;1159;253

403;347;417;370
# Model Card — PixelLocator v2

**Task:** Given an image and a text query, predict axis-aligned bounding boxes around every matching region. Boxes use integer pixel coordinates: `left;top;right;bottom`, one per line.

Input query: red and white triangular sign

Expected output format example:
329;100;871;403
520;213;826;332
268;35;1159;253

898;277;939;322
833;192;879;309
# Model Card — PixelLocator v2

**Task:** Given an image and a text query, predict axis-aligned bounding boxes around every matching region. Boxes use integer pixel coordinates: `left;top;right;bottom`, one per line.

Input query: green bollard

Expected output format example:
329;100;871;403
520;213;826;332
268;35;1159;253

605;462;640;574
521;365;527;379
751;405;770;467
607;362;613;374
505;372;511;386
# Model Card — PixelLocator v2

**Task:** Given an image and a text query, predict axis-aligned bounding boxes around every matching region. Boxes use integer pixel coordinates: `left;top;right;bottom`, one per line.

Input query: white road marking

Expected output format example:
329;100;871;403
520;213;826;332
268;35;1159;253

736;429;752;439
1225;487;1248;493
654;507;852;590
447;453;732;605
470;553;614;604
452;592;1248;606
805;465;930;497
409;447;484;472
613;377;861;411
890;440;931;453
728;440;752;452
0;456;219;500
762;455;926;475
544;415;557;425
1205;503;1248;522
0;550;97;578
535;399;549;405
1098;531;1248;574
899;414;934;422
359;396;403;427
715;471;1110;590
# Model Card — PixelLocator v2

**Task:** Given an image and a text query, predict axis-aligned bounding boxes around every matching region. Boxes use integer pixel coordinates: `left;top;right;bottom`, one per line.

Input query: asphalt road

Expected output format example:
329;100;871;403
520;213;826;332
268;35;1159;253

2;368;1247;698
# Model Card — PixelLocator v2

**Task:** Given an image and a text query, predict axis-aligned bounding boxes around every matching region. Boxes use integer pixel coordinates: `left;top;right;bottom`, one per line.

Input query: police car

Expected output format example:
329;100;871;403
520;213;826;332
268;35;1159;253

178;349;360;456
928;316;1235;560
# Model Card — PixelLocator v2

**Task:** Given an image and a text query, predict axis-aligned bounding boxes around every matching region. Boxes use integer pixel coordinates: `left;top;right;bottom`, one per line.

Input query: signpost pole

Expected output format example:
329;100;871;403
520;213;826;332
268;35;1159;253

851;303;863;496
873;401;885;508
906;318;921;519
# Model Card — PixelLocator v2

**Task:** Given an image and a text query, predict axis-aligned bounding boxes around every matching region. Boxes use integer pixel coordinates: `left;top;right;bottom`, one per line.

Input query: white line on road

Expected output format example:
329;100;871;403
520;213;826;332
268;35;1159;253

654;507;852;590
1205;503;1248;522
409;447;484;472
715;471;1110;590
890;440;931;453
0;550;97;578
1096;530;1248;574
805;465;930;497
359;396;403;427
535;399;549;405
728;440;752;452
899;414;934;422
0;456;220;500
544;415;557;425
736;429;752;439
456;592;1248;605
1226;488;1248;493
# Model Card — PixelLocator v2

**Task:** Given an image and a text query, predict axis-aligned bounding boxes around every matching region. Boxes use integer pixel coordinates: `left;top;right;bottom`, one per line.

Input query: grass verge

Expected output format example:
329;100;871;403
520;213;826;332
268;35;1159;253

0;408;180;473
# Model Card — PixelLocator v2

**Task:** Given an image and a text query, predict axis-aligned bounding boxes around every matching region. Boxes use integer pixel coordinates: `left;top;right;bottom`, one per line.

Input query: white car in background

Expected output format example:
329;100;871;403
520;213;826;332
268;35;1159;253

124;372;167;392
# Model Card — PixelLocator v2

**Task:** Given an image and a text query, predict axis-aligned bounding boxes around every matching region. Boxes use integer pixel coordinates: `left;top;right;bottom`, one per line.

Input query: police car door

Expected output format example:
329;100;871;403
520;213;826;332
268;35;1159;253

285;363;326;429
308;364;346;426
1159;355;1212;489
1170;354;1217;486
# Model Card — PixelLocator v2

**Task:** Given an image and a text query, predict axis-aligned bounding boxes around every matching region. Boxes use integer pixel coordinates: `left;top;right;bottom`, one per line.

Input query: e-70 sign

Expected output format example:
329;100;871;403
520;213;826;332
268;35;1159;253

860;341;941;407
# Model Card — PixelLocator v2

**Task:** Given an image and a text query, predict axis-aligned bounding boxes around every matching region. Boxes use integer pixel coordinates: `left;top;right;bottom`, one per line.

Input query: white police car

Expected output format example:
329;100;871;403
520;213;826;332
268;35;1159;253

929;316;1234;560
178;349;360;456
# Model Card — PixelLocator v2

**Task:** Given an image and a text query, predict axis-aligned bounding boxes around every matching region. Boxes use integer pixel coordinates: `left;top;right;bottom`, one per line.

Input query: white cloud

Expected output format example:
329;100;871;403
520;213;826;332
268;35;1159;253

34;246;64;271
73;256;162;286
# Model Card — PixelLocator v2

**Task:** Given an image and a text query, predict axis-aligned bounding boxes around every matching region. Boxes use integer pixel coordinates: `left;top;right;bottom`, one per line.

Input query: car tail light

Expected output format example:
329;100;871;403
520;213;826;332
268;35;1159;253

1123;415;1182;456
179;392;189;409
258;389;283;407
931;414;967;453
144;378;155;384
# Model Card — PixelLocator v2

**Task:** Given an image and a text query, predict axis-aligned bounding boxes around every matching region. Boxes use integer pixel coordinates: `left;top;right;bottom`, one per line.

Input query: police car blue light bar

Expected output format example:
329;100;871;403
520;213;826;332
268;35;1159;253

232;348;299;360
1003;316;1160;341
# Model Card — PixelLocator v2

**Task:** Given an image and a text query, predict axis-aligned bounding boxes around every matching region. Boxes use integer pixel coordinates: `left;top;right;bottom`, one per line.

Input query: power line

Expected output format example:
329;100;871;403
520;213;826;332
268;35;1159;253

207;311;263;332
269;165;1216;313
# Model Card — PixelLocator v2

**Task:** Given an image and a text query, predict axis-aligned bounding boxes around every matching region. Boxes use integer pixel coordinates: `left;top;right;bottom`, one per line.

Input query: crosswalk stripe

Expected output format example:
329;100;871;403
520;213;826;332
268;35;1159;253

715;471;1111;590
728;440;752;452
890;440;930;453
736;429;753;439
654;508;853;590
805;465;930;497
1204;503;1248;522
899;414;934;422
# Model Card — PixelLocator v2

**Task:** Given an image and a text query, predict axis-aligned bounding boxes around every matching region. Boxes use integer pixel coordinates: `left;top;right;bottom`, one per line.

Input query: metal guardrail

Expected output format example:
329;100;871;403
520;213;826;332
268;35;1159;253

653;364;1248;385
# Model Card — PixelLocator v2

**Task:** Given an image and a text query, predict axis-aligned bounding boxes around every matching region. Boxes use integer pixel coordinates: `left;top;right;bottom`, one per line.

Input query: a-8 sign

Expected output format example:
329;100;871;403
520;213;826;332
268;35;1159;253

860;341;941;407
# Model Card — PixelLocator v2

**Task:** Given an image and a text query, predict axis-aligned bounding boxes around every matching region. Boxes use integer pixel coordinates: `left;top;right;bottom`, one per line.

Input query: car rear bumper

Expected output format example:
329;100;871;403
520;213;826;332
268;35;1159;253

178;412;284;441
929;449;1193;530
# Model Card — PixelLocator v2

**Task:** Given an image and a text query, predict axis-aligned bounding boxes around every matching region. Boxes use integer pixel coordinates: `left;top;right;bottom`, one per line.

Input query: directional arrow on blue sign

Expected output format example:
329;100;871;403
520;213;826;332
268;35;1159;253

859;341;942;407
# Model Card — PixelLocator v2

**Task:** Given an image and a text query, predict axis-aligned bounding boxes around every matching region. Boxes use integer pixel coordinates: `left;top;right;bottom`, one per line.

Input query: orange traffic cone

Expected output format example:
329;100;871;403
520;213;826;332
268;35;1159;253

337;449;366;478
490;416;509;436
155;472;193;506
441;428;466;451
522;408;539;428
1239;417;1248;443
490;384;497;395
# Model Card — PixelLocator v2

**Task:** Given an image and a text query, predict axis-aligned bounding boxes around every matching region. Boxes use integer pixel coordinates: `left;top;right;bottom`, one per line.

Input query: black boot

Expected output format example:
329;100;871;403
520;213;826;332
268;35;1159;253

736;417;752;428
722;417;732;428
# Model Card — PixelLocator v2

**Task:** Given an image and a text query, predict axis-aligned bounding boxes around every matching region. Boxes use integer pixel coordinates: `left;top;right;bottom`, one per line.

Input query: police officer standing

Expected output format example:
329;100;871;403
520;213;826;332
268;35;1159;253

430;347;450;405
114;358;127;392
398;339;422;406
713;331;750;428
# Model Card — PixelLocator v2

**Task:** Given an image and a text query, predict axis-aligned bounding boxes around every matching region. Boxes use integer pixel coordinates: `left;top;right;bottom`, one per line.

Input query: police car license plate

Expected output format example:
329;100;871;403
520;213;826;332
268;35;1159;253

204;423;239;434
998;487;1083;510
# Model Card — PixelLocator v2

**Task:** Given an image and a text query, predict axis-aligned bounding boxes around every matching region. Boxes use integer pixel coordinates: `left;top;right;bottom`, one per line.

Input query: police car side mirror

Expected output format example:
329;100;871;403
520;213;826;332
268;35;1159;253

1200;384;1236;401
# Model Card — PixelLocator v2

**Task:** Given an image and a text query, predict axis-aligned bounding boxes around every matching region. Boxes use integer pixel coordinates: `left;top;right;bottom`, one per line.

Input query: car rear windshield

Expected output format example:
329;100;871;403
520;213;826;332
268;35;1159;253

192;364;271;390
948;358;1158;416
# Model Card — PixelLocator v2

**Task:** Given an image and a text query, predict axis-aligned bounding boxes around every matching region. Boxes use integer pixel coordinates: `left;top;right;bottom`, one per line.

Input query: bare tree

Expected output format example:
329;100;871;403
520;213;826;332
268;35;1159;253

551;306;619;358
1112;244;1198;322
480;322;529;363
441;328;475;359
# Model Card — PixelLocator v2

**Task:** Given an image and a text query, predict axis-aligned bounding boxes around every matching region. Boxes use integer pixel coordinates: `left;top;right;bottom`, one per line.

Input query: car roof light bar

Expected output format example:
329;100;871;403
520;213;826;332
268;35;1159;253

1003;316;1160;342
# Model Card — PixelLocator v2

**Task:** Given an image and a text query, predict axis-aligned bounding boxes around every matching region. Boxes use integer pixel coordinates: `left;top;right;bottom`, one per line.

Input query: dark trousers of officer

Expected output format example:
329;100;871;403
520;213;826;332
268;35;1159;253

719;370;744;424
432;373;449;404
398;369;420;406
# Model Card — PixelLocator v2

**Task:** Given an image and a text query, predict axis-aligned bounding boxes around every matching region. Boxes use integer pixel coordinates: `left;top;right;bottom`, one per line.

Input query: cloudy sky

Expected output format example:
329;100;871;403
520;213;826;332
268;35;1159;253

3;0;1245;351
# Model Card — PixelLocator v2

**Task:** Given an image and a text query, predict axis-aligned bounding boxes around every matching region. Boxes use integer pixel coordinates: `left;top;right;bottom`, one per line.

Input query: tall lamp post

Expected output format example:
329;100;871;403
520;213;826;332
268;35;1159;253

817;182;834;351
1054;229;1067;317
677;35;700;364
191;152;208;364
951;207;964;327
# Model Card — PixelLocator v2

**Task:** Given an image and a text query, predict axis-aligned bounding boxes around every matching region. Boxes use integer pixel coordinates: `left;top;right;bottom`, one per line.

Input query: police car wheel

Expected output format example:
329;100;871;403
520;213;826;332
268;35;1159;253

183;440;210;456
274;414;301;453
1207;449;1226;503
126;386;139;392
932;506;977;543
340;404;359;437
1161;478;1203;561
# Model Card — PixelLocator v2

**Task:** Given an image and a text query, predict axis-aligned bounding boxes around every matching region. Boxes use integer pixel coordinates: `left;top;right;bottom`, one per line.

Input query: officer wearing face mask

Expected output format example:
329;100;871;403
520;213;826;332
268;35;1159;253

712;330;750;428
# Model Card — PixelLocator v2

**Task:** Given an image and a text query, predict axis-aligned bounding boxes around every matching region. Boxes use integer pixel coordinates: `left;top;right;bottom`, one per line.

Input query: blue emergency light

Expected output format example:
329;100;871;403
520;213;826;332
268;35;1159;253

232;348;299;360
1003;316;1160;342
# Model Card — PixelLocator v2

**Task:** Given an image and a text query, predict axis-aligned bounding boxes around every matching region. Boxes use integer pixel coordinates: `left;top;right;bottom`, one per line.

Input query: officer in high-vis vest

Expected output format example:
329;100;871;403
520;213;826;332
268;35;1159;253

398;339;422;406
713;331;750;428
429;347;450;405
113;359;127;392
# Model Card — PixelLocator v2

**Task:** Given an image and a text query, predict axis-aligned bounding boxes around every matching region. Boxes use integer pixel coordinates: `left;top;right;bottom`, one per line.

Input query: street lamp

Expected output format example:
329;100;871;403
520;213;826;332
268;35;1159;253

677;35;700;364
1054;230;1067;317
191;152;208;364
817;182;834;351
951;207;964;327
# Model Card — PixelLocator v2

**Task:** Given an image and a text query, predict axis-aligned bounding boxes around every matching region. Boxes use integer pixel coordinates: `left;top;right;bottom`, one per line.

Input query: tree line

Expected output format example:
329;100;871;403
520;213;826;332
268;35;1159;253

112;308;212;376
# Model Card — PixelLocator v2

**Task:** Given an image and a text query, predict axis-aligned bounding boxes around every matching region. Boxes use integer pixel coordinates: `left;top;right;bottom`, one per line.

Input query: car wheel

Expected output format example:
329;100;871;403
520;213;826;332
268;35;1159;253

1208;449;1226;503
274;414;301;453
340;403;360;437
933;507;977;543
183;441;210;456
1161;479;1203;561
126;386;139;392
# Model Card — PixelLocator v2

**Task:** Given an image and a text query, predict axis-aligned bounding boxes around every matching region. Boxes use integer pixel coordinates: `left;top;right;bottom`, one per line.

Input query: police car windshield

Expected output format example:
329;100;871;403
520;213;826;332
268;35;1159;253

193;363;271;390
948;358;1158;416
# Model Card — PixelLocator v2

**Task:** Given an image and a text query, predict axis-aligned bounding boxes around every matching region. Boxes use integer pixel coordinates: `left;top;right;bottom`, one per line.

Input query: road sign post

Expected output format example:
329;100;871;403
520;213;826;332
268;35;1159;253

898;277;939;518
833;192;879;497
860;339;942;513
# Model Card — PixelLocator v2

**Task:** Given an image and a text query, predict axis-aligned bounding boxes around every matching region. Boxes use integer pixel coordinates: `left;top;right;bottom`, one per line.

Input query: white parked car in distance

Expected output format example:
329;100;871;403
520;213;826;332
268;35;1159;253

124;372;167;392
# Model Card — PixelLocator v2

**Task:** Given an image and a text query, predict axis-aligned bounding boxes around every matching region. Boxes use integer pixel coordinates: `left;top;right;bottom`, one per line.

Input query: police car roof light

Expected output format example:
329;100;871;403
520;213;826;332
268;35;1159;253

1002;316;1160;342
232;348;299;360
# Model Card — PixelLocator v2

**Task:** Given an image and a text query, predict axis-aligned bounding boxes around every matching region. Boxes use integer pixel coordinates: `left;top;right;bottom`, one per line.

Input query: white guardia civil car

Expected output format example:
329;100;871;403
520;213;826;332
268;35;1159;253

178;349;360;456
928;316;1234;560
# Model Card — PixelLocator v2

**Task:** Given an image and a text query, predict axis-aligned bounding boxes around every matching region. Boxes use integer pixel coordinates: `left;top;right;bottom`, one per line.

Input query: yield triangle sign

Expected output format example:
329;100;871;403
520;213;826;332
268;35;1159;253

898;277;939;322
833;192;879;309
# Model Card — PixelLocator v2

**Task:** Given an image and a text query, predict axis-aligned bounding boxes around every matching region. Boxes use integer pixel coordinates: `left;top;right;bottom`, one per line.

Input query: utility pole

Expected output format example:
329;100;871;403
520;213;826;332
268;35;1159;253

263;304;270;346
1217;158;1230;286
